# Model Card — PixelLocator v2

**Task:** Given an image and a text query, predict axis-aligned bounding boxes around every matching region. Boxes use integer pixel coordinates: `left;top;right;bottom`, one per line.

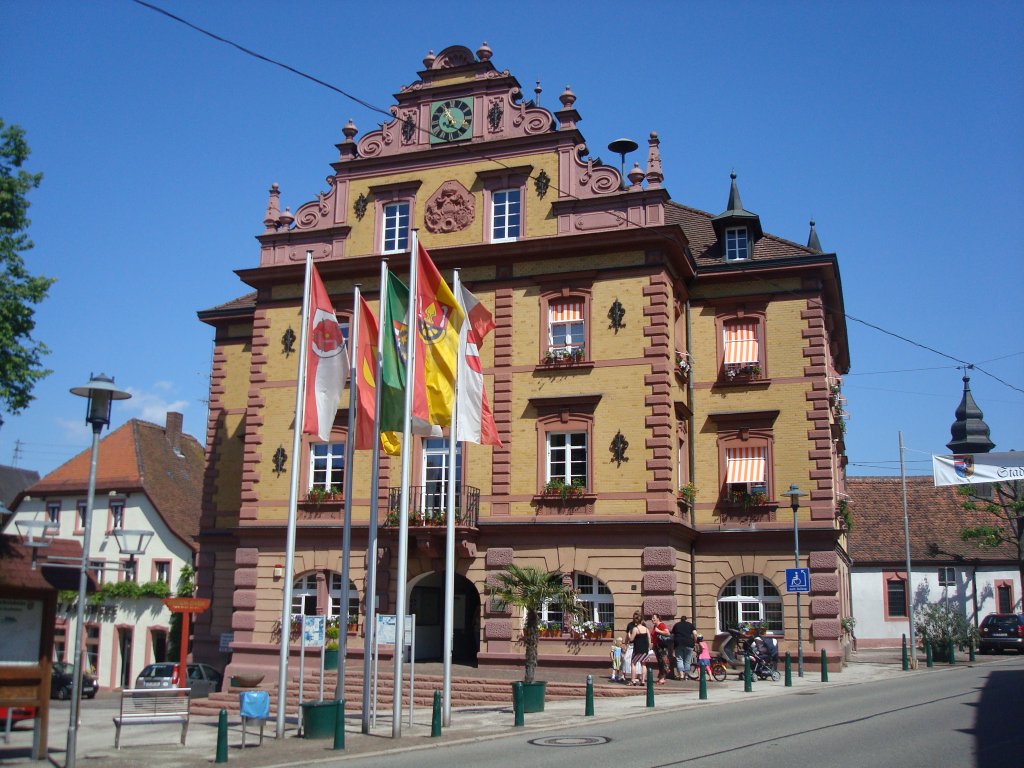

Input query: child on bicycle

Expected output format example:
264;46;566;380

609;636;625;682
696;634;712;677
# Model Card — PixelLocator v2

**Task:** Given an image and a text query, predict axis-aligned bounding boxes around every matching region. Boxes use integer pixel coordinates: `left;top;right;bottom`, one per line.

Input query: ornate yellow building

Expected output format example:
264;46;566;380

196;43;852;675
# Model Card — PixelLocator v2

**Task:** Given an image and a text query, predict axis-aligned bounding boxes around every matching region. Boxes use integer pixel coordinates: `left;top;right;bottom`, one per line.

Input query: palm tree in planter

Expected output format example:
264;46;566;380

492;564;582;712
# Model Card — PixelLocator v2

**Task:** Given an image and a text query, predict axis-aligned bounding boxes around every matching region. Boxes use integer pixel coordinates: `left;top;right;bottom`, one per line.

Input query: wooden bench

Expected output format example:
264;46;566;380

112;688;191;749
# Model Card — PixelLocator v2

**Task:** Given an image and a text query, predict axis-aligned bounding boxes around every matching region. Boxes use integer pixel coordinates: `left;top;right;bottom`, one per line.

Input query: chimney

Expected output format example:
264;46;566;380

165;412;183;454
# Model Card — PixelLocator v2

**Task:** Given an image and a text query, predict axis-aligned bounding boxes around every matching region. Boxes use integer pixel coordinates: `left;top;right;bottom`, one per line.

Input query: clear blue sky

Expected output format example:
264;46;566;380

2;0;1021;479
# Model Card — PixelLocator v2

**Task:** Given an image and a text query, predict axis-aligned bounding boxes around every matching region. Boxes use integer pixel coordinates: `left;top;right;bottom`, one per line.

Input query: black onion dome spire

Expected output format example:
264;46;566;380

947;374;994;454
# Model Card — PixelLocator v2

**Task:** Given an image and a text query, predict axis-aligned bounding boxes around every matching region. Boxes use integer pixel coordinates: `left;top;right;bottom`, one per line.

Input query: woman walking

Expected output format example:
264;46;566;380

628;616;651;686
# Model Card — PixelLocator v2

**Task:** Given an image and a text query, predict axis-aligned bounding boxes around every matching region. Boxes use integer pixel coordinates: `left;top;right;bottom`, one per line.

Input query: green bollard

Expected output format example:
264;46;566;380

513;682;524;727
926;641;933;667
969;642;976;662
646;666;655;708
333;699;345;750
948;638;956;665
784;652;792;687
902;634;909;671
585;675;594;717
744;655;752;692
430;691;441;738
215;709;228;763
820;649;829;682
698;665;708;700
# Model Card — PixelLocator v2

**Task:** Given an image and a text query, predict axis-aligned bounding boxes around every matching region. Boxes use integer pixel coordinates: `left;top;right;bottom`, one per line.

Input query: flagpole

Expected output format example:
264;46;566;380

276;250;314;737
336;284;360;700
442;269;461;727
361;261;388;734
392;233;419;737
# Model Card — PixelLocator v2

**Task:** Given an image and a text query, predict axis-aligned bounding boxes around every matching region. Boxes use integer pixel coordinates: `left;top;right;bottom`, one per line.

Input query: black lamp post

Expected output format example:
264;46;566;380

66;374;131;768
780;483;808;678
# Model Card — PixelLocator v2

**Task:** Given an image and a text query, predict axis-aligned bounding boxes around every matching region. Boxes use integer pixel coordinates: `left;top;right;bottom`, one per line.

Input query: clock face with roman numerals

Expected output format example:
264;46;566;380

429;98;473;143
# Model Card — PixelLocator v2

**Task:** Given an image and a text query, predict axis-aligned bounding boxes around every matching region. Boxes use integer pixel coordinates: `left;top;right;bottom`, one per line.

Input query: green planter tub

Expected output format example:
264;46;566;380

323;648;339;670
301;700;339;739
514;681;547;713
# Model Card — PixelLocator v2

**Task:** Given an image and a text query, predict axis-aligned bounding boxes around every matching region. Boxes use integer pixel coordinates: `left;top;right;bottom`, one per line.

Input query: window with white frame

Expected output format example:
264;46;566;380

421;437;462;523
292;573;319;616
723;446;768;502
310;442;345;493
547;431;587;487
491;189;521;242
547;299;586;361
542;572;614;628
154;561;171;584
718;575;783;632
47;501;60;524
89;559;105;585
725;227;749;261
328;572;360;624
77;500;88;531
382;201;410;253
110;499;125;530
938;566;955;587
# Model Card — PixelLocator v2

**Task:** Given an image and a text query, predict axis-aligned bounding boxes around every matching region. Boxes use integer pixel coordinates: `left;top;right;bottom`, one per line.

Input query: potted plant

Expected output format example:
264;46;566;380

347;612;359;635
328;485;342;501
491;565;582;712
678;483;698;505
306;486;327;507
323;620;340;670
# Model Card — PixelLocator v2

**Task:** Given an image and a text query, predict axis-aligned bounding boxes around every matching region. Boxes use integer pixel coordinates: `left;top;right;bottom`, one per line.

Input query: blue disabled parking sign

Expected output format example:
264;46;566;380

786;568;810;593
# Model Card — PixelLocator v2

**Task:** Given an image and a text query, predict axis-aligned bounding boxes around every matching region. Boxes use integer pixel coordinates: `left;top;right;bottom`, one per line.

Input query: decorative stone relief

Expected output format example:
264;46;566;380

424;180;475;234
401;112;416;144
487;98;503;132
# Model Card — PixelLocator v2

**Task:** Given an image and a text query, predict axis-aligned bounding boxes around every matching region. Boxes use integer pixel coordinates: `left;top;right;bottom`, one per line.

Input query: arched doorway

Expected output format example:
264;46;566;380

408;572;481;663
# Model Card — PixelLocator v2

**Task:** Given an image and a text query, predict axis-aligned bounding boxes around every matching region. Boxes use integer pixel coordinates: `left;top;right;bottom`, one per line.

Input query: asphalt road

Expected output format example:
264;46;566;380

336;657;1024;768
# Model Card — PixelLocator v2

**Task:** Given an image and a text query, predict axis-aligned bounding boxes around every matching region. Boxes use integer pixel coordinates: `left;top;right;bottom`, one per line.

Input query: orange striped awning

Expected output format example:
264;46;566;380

725;447;766;483
724;322;759;365
549;300;585;323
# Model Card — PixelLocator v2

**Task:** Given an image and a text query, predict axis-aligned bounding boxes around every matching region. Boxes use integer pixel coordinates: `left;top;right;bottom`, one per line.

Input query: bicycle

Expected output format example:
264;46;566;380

689;657;728;682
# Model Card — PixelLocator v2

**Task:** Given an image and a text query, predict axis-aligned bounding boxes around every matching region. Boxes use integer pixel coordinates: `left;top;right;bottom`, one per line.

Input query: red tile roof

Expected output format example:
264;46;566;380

0;536;93;592
24;416;204;551
846;476;1018;565
665;201;821;266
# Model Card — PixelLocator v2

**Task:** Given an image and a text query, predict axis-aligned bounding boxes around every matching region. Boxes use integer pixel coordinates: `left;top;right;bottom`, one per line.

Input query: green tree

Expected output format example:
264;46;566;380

1;119;54;417
491;565;581;684
959;481;1024;594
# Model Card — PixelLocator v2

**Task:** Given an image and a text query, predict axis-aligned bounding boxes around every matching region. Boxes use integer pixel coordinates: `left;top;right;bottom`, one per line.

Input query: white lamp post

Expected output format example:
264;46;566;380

66;374;130;768
780;483;808;678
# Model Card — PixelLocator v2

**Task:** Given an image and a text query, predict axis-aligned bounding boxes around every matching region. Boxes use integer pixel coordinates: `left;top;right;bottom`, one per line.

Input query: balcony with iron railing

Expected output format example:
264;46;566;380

385;485;480;528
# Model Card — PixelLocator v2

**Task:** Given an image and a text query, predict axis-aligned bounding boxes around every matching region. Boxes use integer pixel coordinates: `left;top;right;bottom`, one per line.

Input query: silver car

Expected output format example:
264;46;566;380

134;662;223;698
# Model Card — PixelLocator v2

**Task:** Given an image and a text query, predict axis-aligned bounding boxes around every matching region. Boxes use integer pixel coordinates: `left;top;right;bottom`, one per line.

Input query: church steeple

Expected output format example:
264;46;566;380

947;374;995;454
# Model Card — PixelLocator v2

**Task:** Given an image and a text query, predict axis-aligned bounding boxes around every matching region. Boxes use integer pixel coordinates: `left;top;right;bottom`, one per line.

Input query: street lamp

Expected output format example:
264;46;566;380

113;528;154;581
780;483;808;678
66;373;131;768
14;519;58;569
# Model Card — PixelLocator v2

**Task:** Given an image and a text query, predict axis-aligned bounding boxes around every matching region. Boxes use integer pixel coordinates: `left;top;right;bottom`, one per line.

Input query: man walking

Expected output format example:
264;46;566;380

672;614;698;680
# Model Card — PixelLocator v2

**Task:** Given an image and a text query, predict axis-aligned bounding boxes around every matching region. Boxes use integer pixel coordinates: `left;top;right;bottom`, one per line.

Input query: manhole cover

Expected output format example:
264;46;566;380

529;736;610;747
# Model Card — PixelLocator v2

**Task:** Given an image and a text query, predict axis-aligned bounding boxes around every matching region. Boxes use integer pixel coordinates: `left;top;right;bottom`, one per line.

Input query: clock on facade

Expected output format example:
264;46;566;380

429;98;473;143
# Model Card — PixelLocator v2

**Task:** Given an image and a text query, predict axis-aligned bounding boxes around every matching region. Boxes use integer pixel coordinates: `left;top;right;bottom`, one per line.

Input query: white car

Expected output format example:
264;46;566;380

134;662;223;698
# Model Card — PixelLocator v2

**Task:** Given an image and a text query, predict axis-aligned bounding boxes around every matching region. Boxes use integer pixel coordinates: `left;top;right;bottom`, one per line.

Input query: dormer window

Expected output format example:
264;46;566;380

725;227;749;261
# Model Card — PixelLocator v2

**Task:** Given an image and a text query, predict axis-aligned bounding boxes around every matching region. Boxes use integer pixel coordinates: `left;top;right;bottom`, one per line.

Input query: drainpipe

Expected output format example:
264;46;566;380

685;300;695;528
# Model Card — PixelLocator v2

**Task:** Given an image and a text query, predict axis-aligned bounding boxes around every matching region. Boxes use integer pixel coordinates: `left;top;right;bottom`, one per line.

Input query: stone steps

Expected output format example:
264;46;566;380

191;670;643;717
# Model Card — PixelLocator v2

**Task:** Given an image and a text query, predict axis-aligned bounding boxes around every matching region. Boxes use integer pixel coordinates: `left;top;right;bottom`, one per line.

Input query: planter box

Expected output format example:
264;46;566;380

512;681;546;713
301;700;340;739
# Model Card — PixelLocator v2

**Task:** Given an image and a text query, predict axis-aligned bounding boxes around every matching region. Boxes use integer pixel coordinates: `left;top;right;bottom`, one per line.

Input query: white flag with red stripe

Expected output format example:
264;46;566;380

302;266;350;441
456;285;501;446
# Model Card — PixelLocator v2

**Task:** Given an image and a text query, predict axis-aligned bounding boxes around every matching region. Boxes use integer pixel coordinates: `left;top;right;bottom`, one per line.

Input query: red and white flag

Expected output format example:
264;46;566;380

456;284;501;446
302;266;350;442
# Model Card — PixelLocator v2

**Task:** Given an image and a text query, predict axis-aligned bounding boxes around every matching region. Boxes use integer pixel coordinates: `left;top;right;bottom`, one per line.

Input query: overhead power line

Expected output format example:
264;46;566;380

132;0;1023;397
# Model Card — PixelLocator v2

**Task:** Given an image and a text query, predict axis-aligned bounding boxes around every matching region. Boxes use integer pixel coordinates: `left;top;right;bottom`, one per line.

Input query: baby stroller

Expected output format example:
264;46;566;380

744;633;780;681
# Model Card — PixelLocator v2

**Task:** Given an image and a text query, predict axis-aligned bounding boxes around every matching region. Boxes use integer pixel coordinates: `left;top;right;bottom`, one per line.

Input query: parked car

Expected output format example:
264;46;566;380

978;613;1024;654
0;706;36;725
134;662;223;698
51;661;98;700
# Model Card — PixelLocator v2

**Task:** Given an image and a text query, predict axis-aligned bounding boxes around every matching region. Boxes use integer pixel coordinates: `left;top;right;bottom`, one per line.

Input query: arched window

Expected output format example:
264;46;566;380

717;575;782;632
292;571;360;623
291;573;319;617
542;573;613;629
329;572;360;624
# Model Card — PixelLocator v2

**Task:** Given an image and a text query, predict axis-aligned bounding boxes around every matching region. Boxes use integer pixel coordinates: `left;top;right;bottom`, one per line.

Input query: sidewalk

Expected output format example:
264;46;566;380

0;650;994;767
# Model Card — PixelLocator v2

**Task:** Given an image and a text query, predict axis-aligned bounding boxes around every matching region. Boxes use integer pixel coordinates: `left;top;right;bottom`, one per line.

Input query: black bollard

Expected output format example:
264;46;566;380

431;691;441;738
333;699;345;750
215;709;228;763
